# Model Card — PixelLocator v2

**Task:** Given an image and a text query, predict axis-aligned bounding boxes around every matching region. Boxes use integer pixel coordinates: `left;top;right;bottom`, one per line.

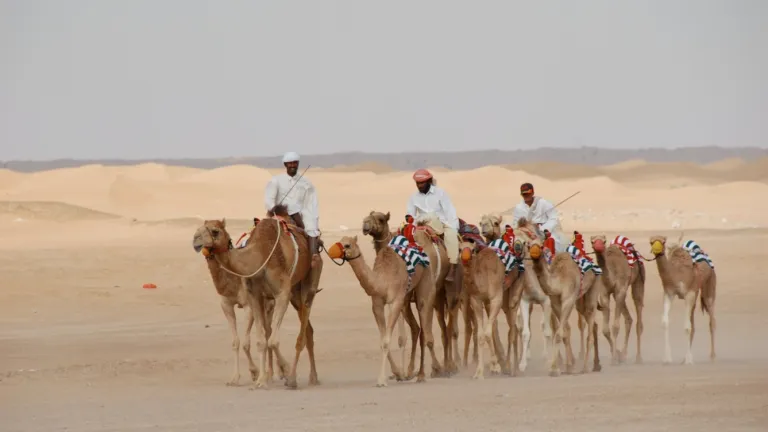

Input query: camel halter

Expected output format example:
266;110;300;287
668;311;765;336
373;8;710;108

213;218;284;278
321;242;361;266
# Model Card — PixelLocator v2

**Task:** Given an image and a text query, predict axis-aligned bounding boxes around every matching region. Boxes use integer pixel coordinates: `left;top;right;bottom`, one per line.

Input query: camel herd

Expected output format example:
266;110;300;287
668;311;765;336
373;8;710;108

191;207;718;390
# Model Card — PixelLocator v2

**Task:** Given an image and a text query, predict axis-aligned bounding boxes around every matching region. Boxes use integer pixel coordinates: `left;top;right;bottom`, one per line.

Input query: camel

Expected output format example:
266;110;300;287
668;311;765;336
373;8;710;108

649;235;716;364
327;232;440;386
192;205;323;390
361;211;447;377
457;214;527;378
491;218;555;372
590;234;646;364
194;219;278;386
524;236;603;376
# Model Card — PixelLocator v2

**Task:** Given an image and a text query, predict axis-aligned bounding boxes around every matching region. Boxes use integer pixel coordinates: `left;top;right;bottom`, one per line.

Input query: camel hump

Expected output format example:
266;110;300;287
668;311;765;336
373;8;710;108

267;204;290;218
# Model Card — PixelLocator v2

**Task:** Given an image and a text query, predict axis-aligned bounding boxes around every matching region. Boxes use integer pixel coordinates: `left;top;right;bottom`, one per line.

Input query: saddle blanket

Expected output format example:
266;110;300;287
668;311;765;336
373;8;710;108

487;238;524;275
610;235;640;268
682;239;714;269
566;245;602;275
388;235;431;275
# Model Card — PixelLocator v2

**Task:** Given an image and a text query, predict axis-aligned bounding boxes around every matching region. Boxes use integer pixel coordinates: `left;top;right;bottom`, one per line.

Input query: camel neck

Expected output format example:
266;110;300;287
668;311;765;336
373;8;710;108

654;254;673;285
594;251;609;277
206;258;235;296
532;258;553;291
347;254;380;297
371;231;392;254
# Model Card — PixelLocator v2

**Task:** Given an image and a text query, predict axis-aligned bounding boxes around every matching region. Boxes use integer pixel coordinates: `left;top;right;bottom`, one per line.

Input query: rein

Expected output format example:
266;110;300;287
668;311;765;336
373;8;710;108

211;218;284;278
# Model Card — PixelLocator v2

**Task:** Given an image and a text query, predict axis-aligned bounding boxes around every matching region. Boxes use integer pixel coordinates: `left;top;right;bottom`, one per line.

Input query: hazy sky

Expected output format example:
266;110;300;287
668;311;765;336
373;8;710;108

2;1;766;161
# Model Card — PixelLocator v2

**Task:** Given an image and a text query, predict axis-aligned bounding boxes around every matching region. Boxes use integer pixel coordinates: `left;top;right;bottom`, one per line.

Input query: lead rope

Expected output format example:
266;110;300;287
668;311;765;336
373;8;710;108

215;218;283;278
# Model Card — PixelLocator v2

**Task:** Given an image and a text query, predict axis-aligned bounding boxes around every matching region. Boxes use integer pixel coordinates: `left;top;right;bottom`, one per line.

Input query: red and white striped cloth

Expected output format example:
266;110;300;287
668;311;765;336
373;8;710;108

610;235;638;267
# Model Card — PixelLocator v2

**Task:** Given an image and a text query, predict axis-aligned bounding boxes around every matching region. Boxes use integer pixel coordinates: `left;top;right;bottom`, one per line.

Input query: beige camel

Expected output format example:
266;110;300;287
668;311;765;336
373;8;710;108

327;233;439;386
457;213;527;378
649;235;716;364
524;236;602;376
590;234;646;364
361;211;446;377
192;205;322;390
195;219;278;386
492;216;555;372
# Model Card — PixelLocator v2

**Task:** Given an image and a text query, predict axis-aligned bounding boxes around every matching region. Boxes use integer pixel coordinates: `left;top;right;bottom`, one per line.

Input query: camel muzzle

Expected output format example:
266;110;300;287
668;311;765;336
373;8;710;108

529;244;542;259
593;239;605;253
651;240;664;256
327;242;344;260
460;247;472;263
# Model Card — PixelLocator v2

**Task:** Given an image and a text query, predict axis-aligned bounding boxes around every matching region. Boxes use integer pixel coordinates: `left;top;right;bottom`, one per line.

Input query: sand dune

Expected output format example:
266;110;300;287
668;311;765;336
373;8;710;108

0;201;121;221
0;159;765;230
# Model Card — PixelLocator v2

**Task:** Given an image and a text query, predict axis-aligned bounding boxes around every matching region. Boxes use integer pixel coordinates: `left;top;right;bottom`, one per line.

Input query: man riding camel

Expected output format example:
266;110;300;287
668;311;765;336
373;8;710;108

511;182;568;253
405;168;460;282
264;151;321;262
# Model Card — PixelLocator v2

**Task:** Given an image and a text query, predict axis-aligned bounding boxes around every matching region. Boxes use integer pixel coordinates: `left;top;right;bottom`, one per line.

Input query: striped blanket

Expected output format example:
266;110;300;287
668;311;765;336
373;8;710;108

682;240;714;269
388;235;431;275
566;245;603;275
488;239;525;275
610;235;639;268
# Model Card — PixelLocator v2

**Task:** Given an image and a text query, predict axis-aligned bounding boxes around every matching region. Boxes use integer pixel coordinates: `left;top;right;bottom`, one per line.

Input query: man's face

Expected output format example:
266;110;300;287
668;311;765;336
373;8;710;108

523;193;534;206
284;161;299;176
416;180;431;194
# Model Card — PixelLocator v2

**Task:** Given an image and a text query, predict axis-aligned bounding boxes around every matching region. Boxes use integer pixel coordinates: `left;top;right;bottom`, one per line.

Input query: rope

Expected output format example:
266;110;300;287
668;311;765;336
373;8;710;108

215;218;284;278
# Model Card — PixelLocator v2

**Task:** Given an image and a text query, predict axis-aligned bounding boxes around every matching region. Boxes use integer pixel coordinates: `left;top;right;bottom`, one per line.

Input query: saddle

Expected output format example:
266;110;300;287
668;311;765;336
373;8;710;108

458;218;487;249
253;214;324;249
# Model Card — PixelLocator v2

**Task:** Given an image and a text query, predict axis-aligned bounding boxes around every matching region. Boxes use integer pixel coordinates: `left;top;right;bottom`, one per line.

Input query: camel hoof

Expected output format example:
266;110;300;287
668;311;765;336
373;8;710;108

308;376;320;386
683;357;694;365
593;363;602;372
250;381;268;390
376;381;388;388
430;367;444;378
284;378;298;389
249;369;258;381
662;357;673;365
519;362;528;373
710;353;716;362
549;369;561;377
416;374;426;383
490;363;502;375
619;351;628;363
635;356;643;365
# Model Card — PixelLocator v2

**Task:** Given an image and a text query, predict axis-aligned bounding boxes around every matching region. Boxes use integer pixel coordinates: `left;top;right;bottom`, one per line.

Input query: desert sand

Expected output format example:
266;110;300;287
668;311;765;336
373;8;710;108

1;160;767;431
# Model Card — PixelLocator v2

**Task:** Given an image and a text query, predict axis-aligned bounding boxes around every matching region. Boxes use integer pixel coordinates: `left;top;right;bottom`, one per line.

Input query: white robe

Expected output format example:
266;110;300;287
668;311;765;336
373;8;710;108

263;173;320;237
511;196;568;252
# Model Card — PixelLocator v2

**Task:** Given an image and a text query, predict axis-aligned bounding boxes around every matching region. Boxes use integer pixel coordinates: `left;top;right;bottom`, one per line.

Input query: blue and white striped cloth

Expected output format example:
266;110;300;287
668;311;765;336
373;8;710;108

388;235;431;275
566;245;603;276
682;240;714;269
488;238;525;275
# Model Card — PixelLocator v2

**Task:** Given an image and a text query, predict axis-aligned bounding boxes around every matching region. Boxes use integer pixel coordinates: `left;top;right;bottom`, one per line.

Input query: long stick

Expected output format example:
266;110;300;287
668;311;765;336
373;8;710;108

499;190;581;216
277;164;312;206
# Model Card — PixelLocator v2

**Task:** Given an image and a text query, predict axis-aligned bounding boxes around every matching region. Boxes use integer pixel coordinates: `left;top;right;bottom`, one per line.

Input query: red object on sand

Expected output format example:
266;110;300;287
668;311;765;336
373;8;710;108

142;283;157;289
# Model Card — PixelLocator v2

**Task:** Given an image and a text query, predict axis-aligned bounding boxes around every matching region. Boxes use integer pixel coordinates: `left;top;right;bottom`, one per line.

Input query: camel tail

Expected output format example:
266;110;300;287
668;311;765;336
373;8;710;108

267;204;290;218
700;294;708;315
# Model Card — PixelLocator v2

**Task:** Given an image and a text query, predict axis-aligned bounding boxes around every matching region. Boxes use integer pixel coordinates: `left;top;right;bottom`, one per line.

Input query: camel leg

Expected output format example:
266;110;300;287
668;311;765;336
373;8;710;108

504;302;520;377
434;288;451;376
631;279;645;364
581;310;596;374
600;294;617;364
706;292;716;361
462;292;473;368
613;289;632;364
548;299;563;377
418;288;443;378
262;298;277;382
519;297;531;372
377;295;406;387
557;294;578;375
266;288;292;380
398;310;407;373
447;301;461;373
591;321;602;372
661;292;673;364
401;302;420;380
683;290;698;365
305;320;319;385
470;296;486;379
577;313;586;361
484;295;504;375
241;303;259;382
221;299;242;386
284;301;310;389
250;291;269;390
539;298;553;361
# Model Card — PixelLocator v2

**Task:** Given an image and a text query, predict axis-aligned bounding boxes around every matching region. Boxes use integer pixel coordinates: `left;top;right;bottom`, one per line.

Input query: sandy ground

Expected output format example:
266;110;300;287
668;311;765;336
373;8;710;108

2;163;768;431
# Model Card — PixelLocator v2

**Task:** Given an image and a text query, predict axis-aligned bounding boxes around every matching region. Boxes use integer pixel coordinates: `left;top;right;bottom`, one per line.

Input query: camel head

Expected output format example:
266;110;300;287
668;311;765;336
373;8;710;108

459;239;477;265
479;213;503;240
362;210;391;238
327;235;361;261
525;237;544;261
590;234;607;253
193;219;232;258
514;217;542;242
649;235;667;257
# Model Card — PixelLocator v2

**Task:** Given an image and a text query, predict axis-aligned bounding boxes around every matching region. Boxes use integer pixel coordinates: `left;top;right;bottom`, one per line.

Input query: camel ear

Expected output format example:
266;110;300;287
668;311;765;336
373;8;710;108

369;210;374;215
353;235;358;243
221;218;226;228
385;211;390;221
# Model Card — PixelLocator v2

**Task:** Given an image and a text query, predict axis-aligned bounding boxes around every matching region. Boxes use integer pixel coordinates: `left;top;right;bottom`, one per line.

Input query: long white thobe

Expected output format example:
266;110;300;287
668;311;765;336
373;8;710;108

406;186;459;231
511;196;567;252
263;173;320;237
